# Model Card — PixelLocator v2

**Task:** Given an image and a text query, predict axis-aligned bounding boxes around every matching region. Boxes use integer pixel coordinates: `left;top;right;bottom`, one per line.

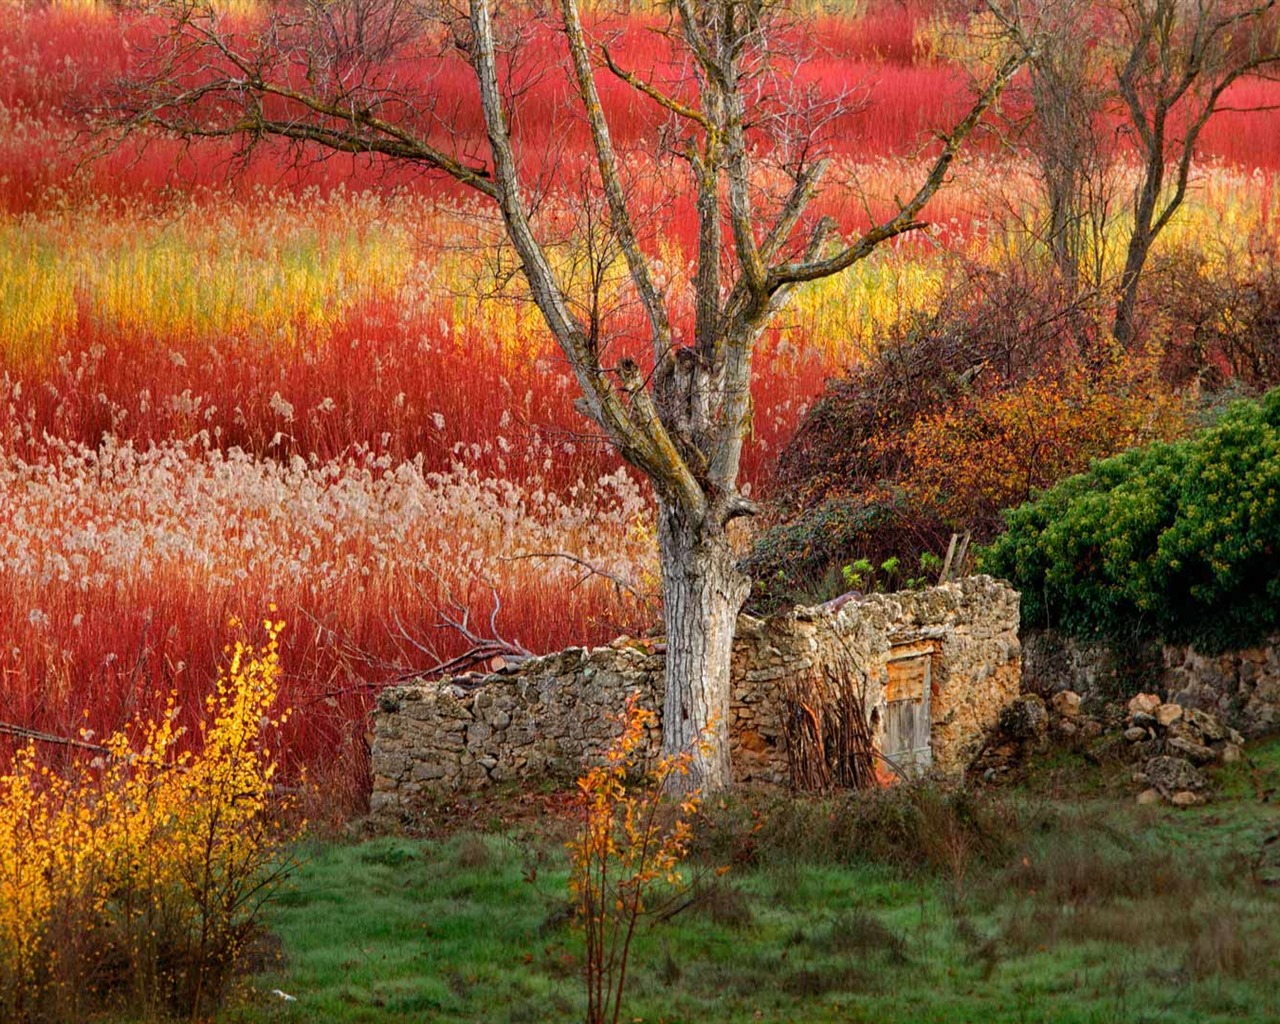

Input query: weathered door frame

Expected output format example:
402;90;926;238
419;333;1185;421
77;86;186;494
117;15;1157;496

881;642;937;777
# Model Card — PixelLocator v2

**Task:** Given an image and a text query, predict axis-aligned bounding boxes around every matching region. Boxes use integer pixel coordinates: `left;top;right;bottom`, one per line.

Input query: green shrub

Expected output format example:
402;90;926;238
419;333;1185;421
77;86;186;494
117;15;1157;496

741;494;946;611
982;388;1280;651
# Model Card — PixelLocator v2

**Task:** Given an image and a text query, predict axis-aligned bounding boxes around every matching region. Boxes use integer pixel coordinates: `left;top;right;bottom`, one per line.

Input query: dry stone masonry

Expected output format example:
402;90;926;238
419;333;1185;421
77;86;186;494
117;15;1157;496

1022;630;1280;738
370;576;1021;821
974;685;1244;805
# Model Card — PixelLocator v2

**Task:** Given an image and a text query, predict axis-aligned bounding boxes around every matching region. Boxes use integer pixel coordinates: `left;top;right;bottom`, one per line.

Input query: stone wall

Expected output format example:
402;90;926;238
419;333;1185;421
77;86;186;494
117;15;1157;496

1022;629;1280;737
370;576;1021;819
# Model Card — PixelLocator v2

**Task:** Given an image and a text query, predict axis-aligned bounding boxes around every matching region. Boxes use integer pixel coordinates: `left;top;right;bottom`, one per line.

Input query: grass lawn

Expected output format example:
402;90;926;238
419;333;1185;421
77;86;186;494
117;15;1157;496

218;741;1280;1024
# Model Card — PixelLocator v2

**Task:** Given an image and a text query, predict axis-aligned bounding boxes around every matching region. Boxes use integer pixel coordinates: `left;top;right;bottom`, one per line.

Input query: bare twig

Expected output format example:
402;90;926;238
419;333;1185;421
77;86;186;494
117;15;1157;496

0;722;107;753
501;551;653;606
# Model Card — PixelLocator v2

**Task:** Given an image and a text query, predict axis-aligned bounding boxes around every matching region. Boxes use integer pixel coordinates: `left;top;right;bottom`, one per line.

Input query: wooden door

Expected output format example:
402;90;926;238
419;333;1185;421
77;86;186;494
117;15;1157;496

882;650;932;777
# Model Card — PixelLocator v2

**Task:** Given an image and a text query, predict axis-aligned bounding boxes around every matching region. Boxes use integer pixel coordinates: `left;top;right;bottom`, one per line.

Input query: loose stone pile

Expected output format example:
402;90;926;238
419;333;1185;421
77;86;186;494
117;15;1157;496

973;687;1246;806
1122;691;1245;806
971;692;1064;778
1046;689;1104;741
1023;630;1280;738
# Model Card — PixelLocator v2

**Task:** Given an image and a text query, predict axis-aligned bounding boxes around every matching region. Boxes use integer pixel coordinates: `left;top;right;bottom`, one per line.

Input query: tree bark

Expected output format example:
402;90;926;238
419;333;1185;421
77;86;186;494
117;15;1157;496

1112;227;1151;349
106;0;1027;795
657;500;750;791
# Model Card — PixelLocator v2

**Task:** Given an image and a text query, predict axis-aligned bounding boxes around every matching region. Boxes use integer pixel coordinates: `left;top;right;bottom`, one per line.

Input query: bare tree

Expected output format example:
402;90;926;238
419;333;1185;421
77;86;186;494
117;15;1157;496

1110;0;1280;345
103;0;1022;790
1026;2;1117;294
942;1;1118;293
993;0;1280;343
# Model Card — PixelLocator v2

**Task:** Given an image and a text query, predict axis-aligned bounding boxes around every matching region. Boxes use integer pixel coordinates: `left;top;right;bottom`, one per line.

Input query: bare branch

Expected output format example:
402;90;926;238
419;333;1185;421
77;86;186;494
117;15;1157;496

0;721;108;753
558;0;675;360
502;551;653;606
767;51;1027;289
601;45;713;130
471;0;705;518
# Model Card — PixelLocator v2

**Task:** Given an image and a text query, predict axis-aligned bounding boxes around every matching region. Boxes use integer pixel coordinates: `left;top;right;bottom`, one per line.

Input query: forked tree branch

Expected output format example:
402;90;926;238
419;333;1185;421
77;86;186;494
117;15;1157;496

600;45;714;130
765;51;1027;289
559;0;674;362
105;0;1027;528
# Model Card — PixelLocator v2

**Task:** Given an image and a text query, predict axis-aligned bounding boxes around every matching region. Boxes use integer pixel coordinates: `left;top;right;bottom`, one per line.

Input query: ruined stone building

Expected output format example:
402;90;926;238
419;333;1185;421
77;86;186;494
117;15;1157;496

370;576;1021;819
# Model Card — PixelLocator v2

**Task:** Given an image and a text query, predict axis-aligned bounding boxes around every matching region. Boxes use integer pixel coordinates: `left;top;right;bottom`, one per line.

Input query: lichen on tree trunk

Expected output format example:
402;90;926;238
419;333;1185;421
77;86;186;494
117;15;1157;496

106;0;1029;800
657;501;751;793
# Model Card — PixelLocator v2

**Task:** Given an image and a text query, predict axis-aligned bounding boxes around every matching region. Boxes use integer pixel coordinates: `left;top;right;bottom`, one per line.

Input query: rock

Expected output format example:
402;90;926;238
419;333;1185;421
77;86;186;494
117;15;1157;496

411;761;448;782
1123;726;1149;742
738;730;768;754
1155;703;1183;727
1184;708;1226;743
1136;788;1163;806
1170;790;1203;807
1080;719;1104;741
1128;692;1162;717
1228;728;1246;747
999;694;1049;740
1051;690;1082;719
1143;755;1208;795
1221;742;1244;764
1166;736;1216;766
1055;719;1079;737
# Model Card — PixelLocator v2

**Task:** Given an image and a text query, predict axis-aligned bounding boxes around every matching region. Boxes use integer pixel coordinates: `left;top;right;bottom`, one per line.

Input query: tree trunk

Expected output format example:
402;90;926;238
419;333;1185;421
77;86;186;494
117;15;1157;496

1113;226;1151;349
1113;137;1162;349
657;500;751;793
1046;188;1081;296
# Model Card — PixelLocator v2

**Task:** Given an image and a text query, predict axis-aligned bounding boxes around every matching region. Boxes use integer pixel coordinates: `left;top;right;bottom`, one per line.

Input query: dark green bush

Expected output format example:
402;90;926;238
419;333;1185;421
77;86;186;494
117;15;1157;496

982;388;1280;651
739;493;936;610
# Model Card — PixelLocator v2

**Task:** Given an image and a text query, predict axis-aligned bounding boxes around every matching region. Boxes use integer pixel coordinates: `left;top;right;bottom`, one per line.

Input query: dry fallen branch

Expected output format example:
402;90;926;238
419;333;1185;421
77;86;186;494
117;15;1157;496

501;550;654;607
0;721;108;753
782;631;876;792
300;571;536;692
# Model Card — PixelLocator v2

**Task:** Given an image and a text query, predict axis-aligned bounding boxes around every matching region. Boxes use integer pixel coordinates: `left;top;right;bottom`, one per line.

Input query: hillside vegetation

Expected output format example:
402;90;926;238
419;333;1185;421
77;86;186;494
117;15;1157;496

983;388;1280;652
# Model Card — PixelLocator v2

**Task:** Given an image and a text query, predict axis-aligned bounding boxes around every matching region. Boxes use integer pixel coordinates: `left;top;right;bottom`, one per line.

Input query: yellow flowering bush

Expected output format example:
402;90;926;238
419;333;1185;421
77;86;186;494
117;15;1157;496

0;614;298;1022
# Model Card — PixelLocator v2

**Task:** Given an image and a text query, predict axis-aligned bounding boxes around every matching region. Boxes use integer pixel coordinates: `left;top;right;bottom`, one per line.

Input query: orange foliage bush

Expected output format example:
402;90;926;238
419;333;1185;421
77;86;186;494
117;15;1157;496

749;252;1216;609
900;349;1189;531
568;693;702;1024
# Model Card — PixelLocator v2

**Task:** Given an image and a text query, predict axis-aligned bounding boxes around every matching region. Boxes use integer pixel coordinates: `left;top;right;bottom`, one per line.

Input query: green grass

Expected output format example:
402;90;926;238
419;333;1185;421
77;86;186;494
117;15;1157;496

219;741;1280;1024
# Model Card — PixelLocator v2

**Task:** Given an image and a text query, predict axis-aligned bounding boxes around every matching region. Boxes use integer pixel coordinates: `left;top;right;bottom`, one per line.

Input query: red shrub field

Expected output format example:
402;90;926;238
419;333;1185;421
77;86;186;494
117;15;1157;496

4;0;1280;813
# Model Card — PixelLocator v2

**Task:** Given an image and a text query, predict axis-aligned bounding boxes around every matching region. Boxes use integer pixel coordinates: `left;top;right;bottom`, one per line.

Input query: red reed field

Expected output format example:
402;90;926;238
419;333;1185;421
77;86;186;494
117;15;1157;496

4;0;1280;813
